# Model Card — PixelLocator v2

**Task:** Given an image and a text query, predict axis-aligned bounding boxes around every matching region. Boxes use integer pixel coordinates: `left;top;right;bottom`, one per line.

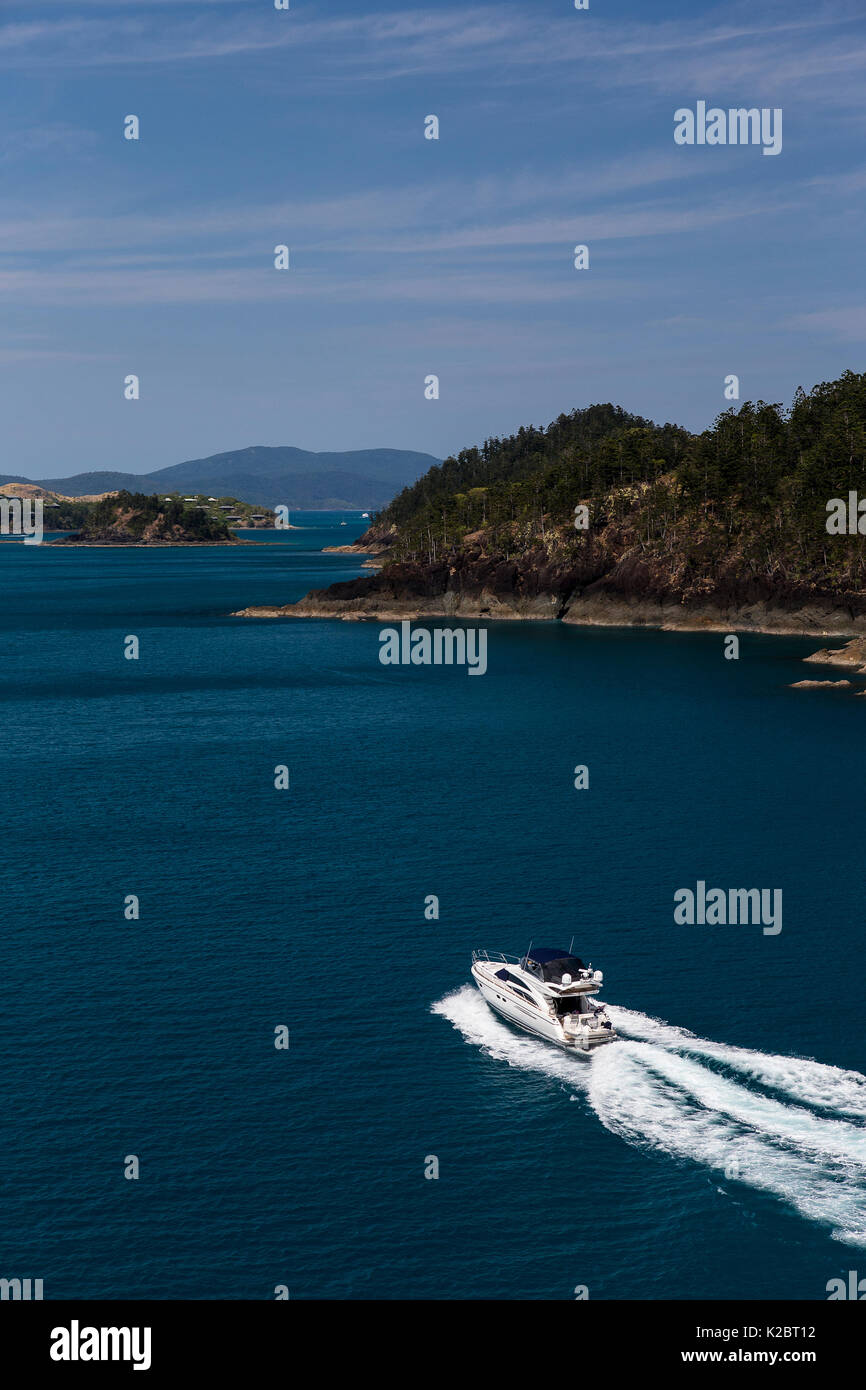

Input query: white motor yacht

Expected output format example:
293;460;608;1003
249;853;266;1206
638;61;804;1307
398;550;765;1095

471;946;617;1052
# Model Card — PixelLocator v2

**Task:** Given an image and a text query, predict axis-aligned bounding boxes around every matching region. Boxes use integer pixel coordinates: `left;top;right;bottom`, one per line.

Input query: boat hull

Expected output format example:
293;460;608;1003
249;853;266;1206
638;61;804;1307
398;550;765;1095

472;968;614;1052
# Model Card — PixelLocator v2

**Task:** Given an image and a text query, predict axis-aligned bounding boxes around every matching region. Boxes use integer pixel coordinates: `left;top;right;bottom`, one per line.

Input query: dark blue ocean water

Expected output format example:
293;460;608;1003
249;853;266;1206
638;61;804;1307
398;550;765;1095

1;513;864;1301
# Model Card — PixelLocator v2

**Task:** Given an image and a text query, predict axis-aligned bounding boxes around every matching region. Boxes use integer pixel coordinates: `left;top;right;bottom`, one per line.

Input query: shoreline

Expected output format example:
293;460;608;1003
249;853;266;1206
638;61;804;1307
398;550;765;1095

321;544;385;568
231;590;866;639
49;538;258;548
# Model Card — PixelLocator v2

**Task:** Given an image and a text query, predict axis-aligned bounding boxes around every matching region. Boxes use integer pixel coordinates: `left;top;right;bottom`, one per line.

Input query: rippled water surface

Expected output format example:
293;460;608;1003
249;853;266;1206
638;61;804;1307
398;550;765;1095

1;516;863;1299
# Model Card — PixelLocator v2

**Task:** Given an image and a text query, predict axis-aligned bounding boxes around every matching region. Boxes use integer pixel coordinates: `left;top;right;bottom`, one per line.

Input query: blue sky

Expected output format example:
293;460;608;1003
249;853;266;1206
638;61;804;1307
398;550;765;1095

1;0;864;478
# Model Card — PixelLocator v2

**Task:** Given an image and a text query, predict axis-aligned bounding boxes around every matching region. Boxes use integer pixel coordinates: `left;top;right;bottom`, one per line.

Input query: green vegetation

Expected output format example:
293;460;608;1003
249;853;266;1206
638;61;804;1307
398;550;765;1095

84;491;234;541
48;490;276;543
41;500;93;531
372;372;866;596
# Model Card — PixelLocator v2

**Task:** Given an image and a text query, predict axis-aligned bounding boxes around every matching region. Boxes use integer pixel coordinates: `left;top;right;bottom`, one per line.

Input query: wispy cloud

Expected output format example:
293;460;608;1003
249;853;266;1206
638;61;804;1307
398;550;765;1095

0;264;629;308
0;191;813;308
0;0;861;469
0;123;100;163
790;306;866;341
0;0;863;114
0;164;815;308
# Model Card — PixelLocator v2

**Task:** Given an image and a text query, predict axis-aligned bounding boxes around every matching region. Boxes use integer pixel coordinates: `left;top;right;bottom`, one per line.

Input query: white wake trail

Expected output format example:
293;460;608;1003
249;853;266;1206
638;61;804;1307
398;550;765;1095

433;986;866;1246
431;986;594;1093
608;1004;866;1118
588;1043;866;1246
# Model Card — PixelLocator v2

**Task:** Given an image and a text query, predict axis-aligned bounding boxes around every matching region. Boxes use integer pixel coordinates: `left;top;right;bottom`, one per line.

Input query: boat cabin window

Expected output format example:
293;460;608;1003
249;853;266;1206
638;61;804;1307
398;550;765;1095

496;970;537;1004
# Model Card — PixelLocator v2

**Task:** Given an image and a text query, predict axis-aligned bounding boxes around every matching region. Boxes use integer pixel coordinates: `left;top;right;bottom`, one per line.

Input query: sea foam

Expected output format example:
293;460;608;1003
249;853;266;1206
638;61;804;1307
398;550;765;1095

432;987;866;1246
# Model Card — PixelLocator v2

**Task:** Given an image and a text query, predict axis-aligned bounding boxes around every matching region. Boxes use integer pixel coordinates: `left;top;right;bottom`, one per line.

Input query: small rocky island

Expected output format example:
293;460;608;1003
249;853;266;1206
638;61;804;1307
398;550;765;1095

801;636;866;671
52;491;255;546
789;636;866;695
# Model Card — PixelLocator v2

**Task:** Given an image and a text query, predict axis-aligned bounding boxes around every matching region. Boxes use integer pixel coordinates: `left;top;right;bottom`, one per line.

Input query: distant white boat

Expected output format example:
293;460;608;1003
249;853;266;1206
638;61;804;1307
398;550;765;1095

362;512;370;518
340;521;347;526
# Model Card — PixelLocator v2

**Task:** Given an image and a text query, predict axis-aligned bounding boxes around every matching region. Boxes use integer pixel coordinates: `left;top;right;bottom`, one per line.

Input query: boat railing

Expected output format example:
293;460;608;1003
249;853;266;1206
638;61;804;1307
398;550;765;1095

471;950;524;967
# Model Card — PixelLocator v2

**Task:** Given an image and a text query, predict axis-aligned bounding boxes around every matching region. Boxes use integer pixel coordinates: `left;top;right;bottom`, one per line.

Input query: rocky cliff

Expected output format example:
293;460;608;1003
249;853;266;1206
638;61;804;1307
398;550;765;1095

234;375;866;637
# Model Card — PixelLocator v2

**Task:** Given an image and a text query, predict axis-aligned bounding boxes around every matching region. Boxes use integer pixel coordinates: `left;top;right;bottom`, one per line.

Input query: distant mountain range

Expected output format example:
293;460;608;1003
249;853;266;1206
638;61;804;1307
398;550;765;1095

0;445;442;510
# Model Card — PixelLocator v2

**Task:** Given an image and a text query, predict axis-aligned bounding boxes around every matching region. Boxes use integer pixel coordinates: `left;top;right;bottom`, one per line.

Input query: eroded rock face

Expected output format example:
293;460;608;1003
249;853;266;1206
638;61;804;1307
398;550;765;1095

235;545;866;635
790;680;854;689
802;637;866;671
232;513;866;635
